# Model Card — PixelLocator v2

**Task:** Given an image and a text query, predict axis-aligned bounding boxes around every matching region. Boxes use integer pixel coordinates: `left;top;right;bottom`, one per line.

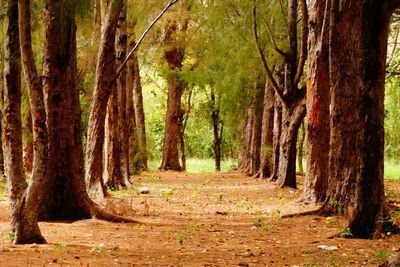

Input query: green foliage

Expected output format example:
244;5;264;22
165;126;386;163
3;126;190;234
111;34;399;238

340;227;353;238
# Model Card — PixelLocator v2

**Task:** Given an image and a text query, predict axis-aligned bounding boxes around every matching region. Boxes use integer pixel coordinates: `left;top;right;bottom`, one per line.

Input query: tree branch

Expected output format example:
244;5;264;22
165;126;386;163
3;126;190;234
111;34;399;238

111;0;179;86
294;0;309;85
252;4;287;106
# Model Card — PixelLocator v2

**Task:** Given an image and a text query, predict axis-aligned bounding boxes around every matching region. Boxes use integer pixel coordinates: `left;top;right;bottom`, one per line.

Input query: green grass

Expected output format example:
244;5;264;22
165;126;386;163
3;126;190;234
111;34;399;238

385;160;400;179
148;158;237;173
150;157;400;178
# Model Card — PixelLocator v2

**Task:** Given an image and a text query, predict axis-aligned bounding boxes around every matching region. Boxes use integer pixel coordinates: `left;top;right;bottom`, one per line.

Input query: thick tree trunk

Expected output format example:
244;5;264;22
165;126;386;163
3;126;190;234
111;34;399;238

160;73;185;171
132;49;148;170
276;99;306;188
22;106;33;173
320;0;396;238
41;0;91;220
299;0;330;204
85;0;122;194
4;0;45;244
258;81;274;179
159;19;187;171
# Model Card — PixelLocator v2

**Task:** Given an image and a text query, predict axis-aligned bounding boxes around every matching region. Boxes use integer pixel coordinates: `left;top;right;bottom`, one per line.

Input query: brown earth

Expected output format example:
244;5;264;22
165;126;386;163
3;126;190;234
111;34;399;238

0;171;400;266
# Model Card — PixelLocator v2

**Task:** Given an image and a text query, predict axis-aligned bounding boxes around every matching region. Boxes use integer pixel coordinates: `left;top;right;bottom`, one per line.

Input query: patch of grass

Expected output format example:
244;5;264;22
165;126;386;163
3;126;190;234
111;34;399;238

376;249;390;260
149;158;237;173
385;160;400;179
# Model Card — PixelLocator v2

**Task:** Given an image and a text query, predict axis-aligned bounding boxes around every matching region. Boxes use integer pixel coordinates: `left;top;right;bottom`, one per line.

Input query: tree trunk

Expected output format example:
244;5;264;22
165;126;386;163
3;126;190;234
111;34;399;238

276;99;306;188
248;77;264;176
126;42;140;174
160;73;185;171
116;7;130;184
299;0;330;204
320;0;397;238
4;0;46;244
211;87;222;172
159;18;188;171
258;81;274;179
270;98;282;181
85;0;122;194
41;0;91;220
238;102;254;172
132;48;148;170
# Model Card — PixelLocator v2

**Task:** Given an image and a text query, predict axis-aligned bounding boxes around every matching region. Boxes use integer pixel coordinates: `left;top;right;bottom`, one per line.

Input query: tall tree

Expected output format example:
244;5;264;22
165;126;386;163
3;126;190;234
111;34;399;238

256;80;274;179
299;0;330;203
159;12;190;171
86;0;122;195
4;0;46;244
320;0;400;238
253;0;308;188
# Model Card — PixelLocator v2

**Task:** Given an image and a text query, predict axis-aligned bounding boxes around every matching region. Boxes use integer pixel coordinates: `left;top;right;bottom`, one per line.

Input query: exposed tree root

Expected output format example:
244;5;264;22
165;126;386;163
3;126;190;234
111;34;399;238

281;207;322;218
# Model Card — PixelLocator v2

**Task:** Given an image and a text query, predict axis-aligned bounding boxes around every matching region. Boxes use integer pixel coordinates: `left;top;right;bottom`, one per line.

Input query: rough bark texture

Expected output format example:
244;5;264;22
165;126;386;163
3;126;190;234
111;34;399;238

297;122;305;173
159;20;187;171
274;0;307;188
270;97;282;181
248;77;264;176
126;43;140;174
132;47;148;170
299;0;330;204
4;0;46;244
321;0;397;238
41;0;91;220
86;0;122;194
116;8;130;185
258;81;274;179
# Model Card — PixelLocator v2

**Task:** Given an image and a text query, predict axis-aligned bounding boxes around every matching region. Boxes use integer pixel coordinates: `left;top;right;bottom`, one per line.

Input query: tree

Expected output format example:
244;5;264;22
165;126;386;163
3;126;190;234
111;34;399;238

159;7;190;171
298;0;330;203
4;0;46;244
253;0;308;188
320;0;400;238
86;0;123;195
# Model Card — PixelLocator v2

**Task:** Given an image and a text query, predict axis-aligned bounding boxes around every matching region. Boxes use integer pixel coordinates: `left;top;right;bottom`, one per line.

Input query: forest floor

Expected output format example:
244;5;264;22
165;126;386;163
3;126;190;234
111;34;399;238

1;172;400;266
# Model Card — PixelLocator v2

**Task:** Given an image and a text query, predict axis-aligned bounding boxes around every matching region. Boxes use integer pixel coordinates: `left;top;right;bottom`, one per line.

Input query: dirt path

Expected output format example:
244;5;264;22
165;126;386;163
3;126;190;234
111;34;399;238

0;171;399;266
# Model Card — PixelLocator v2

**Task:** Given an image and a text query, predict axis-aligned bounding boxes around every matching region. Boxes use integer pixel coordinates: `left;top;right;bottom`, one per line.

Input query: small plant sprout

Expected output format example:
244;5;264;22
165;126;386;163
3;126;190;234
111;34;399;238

340;227;353;238
175;233;187;245
90;243;106;254
376;249;390;260
6;230;15;243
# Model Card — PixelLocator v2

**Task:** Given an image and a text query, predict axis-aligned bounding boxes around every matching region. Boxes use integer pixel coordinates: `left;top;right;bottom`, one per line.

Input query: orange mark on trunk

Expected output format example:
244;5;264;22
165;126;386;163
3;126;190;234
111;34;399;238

309;97;321;128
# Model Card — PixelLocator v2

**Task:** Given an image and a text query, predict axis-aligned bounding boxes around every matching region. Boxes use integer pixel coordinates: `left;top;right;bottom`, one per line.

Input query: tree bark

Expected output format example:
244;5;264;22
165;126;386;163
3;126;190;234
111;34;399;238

258;80;274;179
299;0;330;204
126;41;140;174
159;17;188;171
116;6;130;185
297;122;305;174
40;0;91;220
132;47;148;170
4;0;46;244
320;0;397;238
86;0;122;194
270;97;282;181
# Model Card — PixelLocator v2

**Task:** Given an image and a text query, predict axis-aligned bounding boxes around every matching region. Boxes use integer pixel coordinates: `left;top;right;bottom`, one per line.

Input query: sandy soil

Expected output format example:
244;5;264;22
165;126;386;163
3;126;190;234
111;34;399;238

0;171;400;266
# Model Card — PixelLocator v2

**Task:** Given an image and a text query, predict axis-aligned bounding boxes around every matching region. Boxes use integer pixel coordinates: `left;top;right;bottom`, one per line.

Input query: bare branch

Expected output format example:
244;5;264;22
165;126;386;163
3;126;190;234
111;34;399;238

294;0;309;85
252;3;287;105
112;0;179;85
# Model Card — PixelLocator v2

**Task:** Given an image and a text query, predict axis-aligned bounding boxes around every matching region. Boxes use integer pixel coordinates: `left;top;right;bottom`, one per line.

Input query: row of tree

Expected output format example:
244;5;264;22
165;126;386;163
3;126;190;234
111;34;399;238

1;0;400;244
